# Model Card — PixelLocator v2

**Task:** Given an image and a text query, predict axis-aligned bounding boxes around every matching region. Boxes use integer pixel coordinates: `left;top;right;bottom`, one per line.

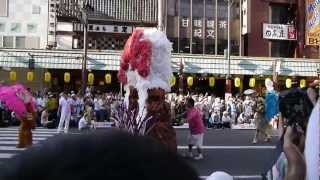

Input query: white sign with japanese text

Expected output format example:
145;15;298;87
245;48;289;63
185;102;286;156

262;23;296;40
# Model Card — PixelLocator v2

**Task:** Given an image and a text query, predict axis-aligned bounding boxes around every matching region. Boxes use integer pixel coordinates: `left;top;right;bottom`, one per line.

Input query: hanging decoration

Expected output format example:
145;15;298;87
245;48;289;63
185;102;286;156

9;71;17;81
209;77;215;87
170;76;176;87
44;72;51;82
187;76;193;87
105;73;112;84
27;71;34;82
249;78;256;88
234;77;241;88
286;78;292;88
88;73;94;85
64;72;70;83
300;79;306;88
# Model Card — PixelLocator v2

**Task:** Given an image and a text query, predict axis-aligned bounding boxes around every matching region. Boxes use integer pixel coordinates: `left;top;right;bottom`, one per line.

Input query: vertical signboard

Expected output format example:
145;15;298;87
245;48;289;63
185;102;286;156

241;0;251;35
306;0;320;45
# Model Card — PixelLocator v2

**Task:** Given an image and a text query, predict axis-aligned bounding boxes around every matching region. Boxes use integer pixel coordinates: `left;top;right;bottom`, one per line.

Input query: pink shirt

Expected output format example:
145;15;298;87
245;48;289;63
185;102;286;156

187;107;205;135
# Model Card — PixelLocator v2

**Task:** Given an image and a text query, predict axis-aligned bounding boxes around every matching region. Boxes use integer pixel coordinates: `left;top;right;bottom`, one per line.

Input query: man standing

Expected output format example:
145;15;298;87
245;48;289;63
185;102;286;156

57;93;71;133
186;97;205;160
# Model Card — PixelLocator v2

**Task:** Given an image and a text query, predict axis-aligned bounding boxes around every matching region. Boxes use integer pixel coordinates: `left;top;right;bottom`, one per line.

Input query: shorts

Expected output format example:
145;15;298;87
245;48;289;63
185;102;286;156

188;133;204;148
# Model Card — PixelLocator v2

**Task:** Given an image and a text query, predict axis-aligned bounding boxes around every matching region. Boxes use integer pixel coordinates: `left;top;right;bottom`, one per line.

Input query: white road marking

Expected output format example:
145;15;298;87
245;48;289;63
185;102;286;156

0;131;58;134
0;137;46;140
0;134;54;137
200;175;262;179
178;145;276;150
0;146;25;151
0;153;16;159
0;141;39;145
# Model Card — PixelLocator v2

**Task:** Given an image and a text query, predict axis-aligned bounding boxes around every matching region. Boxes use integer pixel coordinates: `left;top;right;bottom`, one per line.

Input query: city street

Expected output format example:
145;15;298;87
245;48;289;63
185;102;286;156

0;126;281;179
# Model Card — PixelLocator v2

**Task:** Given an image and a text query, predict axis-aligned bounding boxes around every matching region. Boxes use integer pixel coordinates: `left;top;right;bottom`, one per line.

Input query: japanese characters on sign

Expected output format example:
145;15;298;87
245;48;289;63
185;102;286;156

181;18;226;39
262;23;297;40
305;0;320;46
87;24;133;34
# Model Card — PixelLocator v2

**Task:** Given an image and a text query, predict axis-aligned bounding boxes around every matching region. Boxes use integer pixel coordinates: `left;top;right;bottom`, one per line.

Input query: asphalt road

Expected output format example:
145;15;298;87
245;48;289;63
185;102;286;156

175;128;282;179
0;126;281;179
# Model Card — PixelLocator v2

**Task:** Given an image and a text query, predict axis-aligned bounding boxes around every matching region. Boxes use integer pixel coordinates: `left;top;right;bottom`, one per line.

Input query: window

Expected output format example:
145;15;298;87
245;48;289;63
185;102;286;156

27;24;37;33
3;36;14;48
16;36;26;49
0;23;5;32
32;5;41;14
0;0;8;17
11;23;22;33
25;37;40;49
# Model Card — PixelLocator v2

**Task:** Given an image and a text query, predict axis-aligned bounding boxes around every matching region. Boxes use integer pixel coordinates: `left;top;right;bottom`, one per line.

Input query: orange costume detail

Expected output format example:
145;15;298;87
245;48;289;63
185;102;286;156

16;103;36;148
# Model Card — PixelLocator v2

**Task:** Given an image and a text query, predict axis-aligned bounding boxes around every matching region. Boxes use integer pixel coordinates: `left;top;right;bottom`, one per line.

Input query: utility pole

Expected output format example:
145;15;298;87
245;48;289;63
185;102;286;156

225;0;233;95
158;0;164;31
80;0;89;95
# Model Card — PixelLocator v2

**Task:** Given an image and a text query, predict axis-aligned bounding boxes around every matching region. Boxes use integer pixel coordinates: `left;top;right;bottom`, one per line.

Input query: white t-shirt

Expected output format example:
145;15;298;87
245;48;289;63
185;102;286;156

94;98;101;111
78;117;88;130
59;97;71;114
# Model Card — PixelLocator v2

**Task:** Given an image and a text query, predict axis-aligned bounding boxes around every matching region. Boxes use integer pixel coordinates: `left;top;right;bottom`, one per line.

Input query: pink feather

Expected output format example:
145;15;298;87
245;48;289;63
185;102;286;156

0;84;36;118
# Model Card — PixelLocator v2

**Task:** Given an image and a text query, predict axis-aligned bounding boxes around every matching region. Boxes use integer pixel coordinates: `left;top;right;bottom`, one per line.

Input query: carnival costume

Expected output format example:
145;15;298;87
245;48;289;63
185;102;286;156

116;28;177;152
0;84;36;148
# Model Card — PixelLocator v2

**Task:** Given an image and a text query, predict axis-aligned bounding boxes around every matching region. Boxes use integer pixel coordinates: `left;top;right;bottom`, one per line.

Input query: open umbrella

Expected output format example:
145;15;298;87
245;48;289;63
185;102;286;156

243;89;256;95
0;84;36;118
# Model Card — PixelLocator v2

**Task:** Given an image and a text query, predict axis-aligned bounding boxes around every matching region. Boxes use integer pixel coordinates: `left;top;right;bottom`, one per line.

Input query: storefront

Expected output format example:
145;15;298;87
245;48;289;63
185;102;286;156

165;0;241;55
0;49;319;94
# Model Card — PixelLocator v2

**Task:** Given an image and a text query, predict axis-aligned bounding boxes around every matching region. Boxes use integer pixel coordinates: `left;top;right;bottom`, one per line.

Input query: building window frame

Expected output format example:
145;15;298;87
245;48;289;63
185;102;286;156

0;0;8;17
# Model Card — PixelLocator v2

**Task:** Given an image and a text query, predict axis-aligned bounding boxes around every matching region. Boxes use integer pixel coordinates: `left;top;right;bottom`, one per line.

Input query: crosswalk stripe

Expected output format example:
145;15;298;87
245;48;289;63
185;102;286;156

0;131;58;134
0;153;15;159
0;137;47;140
0;141;39;145
0;127;57;132
0;146;25;151
0;134;55;137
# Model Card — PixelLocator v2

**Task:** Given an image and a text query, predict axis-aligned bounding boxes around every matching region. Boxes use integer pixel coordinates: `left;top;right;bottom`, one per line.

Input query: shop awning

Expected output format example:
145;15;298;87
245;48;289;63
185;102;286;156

0;49;319;77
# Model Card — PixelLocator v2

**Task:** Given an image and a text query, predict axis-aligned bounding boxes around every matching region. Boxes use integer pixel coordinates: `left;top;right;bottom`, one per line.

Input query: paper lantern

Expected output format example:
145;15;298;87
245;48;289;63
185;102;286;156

209;77;215;87
249;78;255;88
286;78;292;88
27;71;34;81
187;76;193;86
64;72;70;83
9;71;16;81
234;77;241;88
170;76;176;87
88;73;94;85
300;79;306;88
105;73;112;84
44;72;51;82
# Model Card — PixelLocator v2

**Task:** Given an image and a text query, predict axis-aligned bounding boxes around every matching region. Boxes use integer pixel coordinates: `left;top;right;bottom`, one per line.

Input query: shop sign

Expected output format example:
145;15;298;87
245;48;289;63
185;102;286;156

306;0;320;45
262;23;296;40
87;24;133;33
181;18;222;39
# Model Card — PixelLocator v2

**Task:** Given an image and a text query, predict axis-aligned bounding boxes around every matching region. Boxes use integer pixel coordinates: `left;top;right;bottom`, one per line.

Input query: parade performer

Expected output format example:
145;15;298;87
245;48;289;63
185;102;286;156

0;84;36;148
252;97;271;144
264;79;279;123
116;28;177;152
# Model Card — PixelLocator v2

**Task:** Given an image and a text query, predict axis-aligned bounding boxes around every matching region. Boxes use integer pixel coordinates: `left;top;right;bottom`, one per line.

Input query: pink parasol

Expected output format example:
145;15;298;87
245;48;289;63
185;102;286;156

0;84;36;118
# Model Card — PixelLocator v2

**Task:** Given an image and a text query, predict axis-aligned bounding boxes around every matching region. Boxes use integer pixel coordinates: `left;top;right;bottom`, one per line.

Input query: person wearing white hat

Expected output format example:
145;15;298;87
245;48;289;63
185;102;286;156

206;171;233;180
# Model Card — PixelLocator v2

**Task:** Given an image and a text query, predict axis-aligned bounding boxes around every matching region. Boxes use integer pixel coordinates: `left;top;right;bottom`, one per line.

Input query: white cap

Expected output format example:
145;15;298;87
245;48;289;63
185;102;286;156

206;171;233;180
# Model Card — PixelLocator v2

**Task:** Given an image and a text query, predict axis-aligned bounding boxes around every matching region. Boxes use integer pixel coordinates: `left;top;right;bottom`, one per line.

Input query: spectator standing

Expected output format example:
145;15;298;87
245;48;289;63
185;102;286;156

57;93;71;133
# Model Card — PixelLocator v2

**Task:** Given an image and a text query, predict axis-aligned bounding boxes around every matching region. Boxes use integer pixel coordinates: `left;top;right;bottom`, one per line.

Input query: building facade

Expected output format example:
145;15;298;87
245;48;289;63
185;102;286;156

0;0;49;49
50;0;158;50
164;0;320;58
